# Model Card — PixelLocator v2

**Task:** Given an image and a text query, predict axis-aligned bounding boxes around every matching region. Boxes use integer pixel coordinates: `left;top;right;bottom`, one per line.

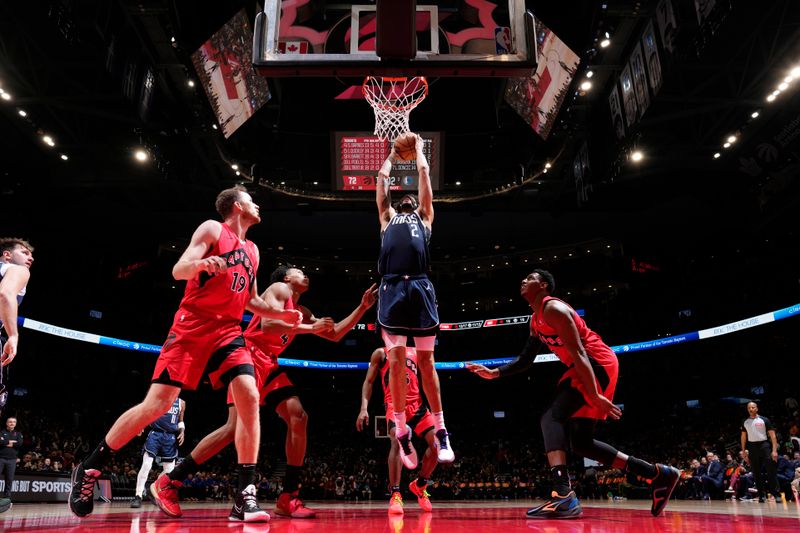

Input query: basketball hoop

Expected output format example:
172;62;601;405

362;76;429;142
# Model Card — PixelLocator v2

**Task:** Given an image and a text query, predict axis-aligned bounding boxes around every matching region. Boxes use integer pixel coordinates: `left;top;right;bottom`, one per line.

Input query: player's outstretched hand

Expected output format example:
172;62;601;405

177;429;185;446
465;362;499;380
361;283;378;309
356;410;369;432
312;317;335;333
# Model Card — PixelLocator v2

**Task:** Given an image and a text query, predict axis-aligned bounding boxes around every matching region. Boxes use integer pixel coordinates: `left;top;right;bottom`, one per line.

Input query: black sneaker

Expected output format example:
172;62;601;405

68;463;101;517
229;484;270;522
526;490;583;519
130;495;142;508
651;464;680;517
0;497;11;514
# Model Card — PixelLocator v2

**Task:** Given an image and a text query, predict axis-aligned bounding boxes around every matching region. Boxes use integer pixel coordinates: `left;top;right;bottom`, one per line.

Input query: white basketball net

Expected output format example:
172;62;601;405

362;76;429;142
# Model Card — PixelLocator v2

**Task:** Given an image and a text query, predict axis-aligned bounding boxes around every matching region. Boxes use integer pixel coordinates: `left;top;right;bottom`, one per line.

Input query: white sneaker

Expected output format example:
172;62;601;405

396;426;418;469
435;429;455;463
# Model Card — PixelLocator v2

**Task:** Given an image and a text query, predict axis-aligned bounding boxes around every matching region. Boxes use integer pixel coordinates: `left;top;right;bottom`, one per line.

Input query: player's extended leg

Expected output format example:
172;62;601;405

227;373;269;522
568;418;680;516
387;427;404;515
409;430;437;512
384;334;417;469
152;406;237;518
132;453;154;507
417;342;454;463
69;383;179;518
274;396;315;518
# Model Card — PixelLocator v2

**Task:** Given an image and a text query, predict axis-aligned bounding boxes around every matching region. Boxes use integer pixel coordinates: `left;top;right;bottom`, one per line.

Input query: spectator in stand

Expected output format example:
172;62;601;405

776;454;796;501
700;453;724;500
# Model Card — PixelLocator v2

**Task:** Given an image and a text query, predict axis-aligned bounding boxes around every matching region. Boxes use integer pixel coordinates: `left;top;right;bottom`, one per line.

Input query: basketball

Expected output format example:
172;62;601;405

393;132;418;161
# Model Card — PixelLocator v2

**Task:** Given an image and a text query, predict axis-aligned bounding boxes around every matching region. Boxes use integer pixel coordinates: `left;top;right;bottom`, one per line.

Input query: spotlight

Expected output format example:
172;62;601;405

751;111;760;118
580;81;592;91
170;36;176;43
231;164;239;170
134;149;148;162
42;135;55;147
0;92;11;101
586;70;594;78
60;154;69;161
600;38;611;48
726;135;737;143
791;66;800;77
723;142;731;148
455;181;461;186
767;94;776;102
17;109;27;117
544;162;552;169
779;82;789;91
713;152;721;159
630;150;643;162
187;80;195;87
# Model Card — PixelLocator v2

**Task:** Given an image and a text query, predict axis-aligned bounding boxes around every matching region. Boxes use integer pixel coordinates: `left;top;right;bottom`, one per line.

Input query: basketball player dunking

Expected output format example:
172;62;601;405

68;186;302;522
376;133;454;469
468;269;680;519
358;347;439;515
150;265;377;520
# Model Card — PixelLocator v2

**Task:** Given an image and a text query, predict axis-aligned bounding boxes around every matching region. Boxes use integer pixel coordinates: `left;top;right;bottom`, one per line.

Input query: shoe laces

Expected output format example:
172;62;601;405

391;492;403;505
77;469;99;502
436;431;450;450
398;433;414;455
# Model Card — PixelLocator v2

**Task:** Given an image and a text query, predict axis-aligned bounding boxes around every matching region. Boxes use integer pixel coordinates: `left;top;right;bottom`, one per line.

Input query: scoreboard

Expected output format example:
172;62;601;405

332;132;442;191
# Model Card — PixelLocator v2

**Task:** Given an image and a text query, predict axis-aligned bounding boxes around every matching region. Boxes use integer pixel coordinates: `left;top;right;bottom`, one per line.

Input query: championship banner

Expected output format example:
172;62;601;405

656;0;678;54
609;85;625;140
642;21;663;95
629;42;651;119
620;64;638;128
504;16;580;140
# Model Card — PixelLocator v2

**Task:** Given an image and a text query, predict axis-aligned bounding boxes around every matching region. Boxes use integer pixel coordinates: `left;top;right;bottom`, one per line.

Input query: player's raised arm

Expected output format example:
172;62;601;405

415;134;434;227
377;151;396;228
313;284;378;342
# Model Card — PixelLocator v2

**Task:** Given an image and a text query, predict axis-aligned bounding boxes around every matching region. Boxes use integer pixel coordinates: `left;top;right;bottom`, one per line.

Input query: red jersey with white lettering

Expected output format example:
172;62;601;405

243;292;297;365
379;348;421;409
530;296;617;367
179;223;258;322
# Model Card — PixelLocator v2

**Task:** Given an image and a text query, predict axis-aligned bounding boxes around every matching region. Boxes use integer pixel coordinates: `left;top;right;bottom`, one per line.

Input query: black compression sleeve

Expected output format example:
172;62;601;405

497;336;542;377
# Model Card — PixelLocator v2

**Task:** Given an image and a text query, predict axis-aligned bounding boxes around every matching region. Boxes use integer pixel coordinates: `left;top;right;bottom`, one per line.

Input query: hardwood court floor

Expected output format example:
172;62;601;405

2;498;799;532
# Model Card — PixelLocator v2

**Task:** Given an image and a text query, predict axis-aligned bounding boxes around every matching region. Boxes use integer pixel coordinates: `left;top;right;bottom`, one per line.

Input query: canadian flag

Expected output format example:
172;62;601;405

278;41;309;54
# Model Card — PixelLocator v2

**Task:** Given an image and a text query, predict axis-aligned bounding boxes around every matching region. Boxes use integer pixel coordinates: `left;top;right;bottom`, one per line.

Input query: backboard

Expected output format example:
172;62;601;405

253;0;536;77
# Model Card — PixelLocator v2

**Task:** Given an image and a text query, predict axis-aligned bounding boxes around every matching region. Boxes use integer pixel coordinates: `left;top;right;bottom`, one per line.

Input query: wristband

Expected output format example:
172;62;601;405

178;422;185;430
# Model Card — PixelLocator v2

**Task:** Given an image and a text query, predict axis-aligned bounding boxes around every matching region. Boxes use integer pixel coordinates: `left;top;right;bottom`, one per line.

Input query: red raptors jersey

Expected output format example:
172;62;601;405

531;296;617;367
180;223;258;321
380;348;421;409
244;292;297;362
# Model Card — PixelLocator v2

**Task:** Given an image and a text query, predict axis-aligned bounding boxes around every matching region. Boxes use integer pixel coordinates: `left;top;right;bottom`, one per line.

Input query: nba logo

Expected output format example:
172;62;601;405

495;27;512;55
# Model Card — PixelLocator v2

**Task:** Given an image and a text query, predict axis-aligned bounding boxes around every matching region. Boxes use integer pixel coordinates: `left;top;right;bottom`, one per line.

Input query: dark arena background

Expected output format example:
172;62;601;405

1;1;799;532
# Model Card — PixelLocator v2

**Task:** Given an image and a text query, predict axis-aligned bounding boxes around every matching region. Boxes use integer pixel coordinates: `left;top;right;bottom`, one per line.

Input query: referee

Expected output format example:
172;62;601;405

740;401;780;502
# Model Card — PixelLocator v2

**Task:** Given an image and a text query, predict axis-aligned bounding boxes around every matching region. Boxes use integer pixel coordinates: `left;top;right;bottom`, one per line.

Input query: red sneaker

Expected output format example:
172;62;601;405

408;480;432;512
388;491;404;515
150;473;183;517
275;491;316;518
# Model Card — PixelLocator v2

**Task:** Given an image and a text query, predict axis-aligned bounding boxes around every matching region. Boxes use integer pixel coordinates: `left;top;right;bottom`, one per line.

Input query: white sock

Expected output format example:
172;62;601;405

162;460;175;474
394;412;407;435
433;411;446;432
135;454;154;497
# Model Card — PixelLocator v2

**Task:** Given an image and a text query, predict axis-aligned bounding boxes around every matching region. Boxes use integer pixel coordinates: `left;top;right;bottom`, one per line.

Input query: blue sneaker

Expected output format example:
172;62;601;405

526;490;583;519
651;464;680;516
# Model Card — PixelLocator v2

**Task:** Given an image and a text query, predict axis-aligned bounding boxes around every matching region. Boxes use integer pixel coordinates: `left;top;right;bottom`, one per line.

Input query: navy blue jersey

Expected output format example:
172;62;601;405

151;397;181;433
378;211;431;276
